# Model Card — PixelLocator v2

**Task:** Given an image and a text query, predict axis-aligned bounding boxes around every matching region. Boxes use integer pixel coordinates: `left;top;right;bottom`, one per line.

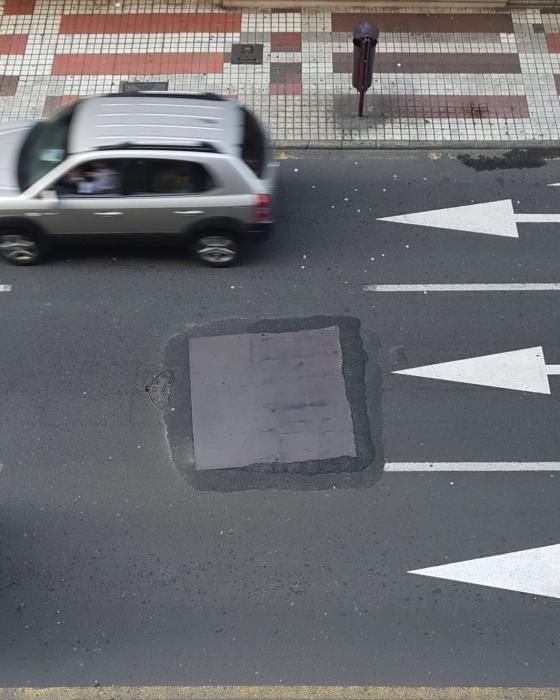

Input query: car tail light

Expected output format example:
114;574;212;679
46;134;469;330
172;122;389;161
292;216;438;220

254;194;271;223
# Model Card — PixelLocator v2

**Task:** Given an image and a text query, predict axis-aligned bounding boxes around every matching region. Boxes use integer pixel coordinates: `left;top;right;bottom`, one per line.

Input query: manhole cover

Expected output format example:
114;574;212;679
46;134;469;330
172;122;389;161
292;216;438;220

119;80;169;93
231;44;263;65
145;369;174;410
532;23;545;33
189;327;356;470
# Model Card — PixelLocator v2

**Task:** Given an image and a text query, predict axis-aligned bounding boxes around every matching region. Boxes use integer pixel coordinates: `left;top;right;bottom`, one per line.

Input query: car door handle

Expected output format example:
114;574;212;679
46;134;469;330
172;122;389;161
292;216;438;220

174;210;204;215
94;211;123;217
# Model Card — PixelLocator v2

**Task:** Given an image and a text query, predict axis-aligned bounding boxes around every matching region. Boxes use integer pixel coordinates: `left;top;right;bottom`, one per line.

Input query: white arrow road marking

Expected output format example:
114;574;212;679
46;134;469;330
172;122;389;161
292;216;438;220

378;198;560;238
409;544;560;600
393;346;560;394
364;283;560;292
0;285;11;292
385;462;560;471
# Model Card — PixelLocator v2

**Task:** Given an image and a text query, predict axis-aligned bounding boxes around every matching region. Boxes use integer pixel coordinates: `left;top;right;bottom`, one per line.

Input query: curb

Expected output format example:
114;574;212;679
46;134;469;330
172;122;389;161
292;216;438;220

221;1;507;8
273;139;560;150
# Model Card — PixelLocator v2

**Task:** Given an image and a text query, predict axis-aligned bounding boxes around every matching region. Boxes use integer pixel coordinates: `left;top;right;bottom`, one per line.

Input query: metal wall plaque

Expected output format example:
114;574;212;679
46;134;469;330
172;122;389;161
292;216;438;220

231;44;263;65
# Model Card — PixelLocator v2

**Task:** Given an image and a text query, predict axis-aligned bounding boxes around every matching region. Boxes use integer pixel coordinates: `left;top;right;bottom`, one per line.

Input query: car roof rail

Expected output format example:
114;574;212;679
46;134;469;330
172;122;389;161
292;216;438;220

93;142;220;154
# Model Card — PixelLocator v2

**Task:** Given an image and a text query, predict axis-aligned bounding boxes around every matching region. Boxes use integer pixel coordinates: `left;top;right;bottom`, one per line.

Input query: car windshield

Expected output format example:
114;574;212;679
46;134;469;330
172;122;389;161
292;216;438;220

17;104;77;191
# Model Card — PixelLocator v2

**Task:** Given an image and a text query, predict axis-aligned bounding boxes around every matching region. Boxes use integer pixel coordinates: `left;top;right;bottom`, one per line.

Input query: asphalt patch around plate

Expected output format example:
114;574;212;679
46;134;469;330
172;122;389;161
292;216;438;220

162;316;382;492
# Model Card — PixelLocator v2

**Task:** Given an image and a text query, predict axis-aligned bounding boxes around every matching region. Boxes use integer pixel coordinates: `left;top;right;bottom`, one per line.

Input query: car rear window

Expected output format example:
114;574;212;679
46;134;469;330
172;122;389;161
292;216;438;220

240;107;266;178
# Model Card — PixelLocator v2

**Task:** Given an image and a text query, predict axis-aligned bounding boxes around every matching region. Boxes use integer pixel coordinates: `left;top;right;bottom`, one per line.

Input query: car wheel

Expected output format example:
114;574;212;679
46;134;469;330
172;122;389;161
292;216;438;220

192;233;239;267
0;230;46;266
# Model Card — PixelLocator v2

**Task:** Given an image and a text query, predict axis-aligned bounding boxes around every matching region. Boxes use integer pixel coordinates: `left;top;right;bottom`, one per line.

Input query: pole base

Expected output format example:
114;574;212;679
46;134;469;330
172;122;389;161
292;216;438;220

358;90;365;118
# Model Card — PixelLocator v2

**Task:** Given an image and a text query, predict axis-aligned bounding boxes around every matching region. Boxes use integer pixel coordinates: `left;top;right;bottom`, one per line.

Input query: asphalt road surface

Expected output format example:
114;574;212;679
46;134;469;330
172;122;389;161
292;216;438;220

2;149;560;690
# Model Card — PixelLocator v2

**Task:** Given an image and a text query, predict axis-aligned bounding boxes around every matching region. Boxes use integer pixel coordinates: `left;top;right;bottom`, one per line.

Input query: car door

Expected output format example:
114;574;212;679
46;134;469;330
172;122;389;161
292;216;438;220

39;158;129;236
119;157;225;236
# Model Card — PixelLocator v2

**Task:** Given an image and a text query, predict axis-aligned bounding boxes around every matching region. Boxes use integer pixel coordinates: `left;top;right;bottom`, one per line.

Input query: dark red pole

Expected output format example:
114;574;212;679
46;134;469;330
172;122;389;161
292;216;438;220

352;23;379;118
357;37;370;117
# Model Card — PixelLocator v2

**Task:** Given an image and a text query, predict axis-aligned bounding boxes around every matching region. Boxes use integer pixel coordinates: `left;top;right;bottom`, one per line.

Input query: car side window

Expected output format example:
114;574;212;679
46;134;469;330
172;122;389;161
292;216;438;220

123;159;150;196
54;159;123;197
123;159;215;196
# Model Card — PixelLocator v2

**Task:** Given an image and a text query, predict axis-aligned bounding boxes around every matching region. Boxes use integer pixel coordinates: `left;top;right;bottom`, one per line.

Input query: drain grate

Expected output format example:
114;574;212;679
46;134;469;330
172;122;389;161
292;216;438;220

231;44;263;65
119;80;168;93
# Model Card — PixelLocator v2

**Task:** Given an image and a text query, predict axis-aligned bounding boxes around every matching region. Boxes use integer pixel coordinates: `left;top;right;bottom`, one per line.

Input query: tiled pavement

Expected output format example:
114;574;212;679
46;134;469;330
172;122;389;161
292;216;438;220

2;0;560;146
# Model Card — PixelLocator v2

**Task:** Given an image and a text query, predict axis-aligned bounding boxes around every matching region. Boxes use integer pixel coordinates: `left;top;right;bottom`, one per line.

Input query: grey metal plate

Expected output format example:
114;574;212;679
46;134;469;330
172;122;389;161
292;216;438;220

189;327;356;470
119;80;169;93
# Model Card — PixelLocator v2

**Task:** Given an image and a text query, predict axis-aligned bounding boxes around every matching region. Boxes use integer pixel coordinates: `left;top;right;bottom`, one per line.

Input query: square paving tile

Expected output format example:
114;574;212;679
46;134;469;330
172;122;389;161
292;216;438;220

270;62;302;84
271;32;302;52
189;327;356;471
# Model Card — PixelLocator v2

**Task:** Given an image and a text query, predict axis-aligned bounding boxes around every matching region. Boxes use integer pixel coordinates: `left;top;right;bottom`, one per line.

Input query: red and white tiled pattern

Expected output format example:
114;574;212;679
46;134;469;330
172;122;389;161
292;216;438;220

0;0;559;145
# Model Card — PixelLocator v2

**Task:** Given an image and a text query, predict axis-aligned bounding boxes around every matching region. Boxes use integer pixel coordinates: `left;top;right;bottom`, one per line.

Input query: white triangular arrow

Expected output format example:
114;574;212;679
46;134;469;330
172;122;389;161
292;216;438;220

378;199;560;238
409;544;560;600
393;346;560;394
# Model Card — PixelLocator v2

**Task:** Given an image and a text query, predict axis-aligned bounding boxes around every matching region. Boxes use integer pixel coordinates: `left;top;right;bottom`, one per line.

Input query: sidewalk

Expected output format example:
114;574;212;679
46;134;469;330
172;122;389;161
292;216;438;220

1;0;560;147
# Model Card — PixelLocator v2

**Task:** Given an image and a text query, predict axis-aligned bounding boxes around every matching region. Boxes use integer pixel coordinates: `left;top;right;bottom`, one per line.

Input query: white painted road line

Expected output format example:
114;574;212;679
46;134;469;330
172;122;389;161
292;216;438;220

0;284;11;292
409;543;560;600
378;198;560;238
364;283;560;292
393;346;560;394
385;462;560;471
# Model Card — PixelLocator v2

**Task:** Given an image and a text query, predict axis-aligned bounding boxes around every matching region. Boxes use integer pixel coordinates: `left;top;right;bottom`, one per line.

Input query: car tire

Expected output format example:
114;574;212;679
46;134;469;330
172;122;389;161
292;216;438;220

0;229;47;266
191;232;239;267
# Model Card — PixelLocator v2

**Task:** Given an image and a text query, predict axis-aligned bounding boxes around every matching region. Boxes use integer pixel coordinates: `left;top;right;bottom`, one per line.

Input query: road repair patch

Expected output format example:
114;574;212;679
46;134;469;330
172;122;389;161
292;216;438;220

189;326;356;470
162;315;382;491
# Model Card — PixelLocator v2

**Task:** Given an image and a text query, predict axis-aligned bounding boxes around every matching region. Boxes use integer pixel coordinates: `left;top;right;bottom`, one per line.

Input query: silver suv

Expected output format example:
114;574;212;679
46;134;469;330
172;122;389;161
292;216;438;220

0;92;278;266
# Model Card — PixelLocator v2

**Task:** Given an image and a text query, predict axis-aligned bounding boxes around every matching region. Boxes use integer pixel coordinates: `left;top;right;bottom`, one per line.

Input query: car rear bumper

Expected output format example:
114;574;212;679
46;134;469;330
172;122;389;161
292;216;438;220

241;221;274;243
